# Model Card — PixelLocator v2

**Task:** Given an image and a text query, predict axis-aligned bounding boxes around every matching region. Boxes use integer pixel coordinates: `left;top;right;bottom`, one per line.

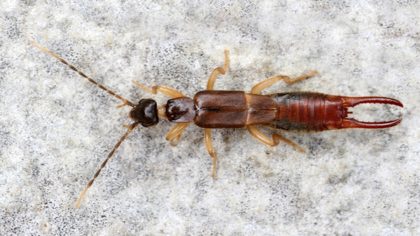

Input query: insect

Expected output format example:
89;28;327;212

32;41;403;207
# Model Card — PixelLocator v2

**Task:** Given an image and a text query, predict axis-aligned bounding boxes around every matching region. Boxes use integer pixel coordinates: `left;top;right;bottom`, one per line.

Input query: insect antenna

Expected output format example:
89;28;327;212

31;40;135;107
75;122;140;208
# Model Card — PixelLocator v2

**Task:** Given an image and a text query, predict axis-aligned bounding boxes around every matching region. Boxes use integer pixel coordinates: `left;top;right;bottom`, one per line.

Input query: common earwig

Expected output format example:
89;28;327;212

32;42;403;207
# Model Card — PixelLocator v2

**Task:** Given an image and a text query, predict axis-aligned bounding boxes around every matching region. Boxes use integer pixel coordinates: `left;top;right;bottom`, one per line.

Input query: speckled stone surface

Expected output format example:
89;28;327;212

1;1;419;235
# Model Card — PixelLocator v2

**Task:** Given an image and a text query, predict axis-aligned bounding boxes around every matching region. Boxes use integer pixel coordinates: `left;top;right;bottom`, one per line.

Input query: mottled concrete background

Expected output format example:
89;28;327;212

0;0;419;235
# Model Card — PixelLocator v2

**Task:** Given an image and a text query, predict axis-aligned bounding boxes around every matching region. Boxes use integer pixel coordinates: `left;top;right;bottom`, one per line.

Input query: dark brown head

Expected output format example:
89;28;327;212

129;99;159;127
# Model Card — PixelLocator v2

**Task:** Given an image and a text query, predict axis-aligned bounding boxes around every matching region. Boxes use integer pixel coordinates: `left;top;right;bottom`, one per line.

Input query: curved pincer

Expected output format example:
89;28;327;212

340;96;403;129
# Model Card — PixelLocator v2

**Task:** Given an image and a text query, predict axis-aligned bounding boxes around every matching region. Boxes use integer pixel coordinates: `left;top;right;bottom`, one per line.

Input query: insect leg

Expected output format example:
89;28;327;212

132;80;184;98
165;123;190;146
206;49;230;90
251;70;318;94
75;122;139;208
204;129;218;179
247;125;305;153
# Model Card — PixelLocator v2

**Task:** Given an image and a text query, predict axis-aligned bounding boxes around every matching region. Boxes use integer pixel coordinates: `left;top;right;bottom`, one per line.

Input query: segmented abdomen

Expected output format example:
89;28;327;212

271;92;343;131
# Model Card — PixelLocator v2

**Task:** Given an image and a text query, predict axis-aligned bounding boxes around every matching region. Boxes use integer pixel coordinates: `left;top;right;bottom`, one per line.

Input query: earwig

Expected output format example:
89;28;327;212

32;41;403;207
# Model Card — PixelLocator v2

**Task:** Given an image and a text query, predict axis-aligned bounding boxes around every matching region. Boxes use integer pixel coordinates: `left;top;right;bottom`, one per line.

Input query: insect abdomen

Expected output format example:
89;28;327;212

272;92;344;131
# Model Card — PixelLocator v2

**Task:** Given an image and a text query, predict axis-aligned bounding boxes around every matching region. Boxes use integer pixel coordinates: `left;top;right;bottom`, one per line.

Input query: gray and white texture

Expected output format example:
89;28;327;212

0;0;419;235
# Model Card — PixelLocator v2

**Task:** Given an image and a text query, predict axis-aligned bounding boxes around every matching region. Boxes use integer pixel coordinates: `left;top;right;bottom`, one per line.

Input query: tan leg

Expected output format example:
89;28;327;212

165;123;190;145
132;80;184;98
116;100;130;108
204;129;218;179
206;49;230;90
251;70;319;94
247;125;305;153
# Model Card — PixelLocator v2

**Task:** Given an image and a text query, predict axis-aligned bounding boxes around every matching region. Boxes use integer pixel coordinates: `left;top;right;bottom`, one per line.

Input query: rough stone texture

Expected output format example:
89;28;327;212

0;1;419;235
